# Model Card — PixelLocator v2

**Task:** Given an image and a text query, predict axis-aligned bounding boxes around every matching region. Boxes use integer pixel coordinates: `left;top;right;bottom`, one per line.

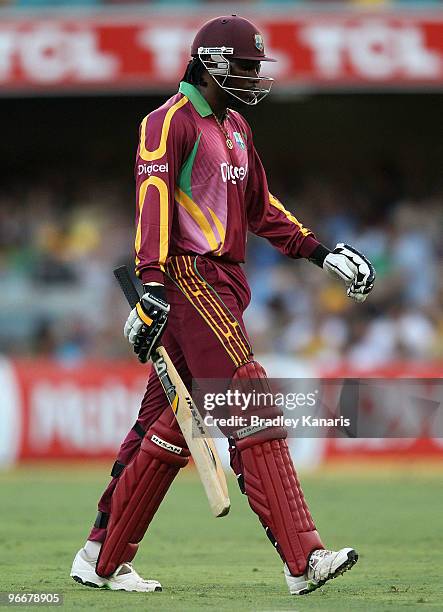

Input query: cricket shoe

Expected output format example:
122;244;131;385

285;547;358;595
70;548;162;592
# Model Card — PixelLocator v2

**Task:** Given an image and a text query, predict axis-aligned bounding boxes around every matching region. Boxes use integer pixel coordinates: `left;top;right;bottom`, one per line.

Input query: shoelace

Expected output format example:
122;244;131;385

119;562;150;583
309;549;332;573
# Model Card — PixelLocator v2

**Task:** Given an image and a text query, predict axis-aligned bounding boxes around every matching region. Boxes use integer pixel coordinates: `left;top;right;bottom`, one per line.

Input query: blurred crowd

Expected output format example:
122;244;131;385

0;161;441;368
246;194;443;369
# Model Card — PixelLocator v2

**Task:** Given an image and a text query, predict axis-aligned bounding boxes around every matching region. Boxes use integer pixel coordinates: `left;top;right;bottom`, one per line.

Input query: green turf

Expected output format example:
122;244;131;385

0;464;442;611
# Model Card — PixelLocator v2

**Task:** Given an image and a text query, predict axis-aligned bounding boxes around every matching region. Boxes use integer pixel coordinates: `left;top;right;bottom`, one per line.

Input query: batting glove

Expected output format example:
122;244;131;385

124;284;170;363
323;243;376;302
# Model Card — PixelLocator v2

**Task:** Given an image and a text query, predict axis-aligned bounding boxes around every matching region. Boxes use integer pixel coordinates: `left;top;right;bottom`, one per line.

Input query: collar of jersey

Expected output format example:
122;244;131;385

179;82;213;118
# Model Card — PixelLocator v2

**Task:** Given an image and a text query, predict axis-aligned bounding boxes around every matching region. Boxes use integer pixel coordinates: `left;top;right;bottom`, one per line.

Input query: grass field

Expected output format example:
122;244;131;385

0;463;442;611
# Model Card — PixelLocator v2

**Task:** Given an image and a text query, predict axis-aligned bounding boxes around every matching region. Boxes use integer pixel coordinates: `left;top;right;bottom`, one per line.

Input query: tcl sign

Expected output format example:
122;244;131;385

301;21;441;80
136;26;194;77
0;13;442;92
0;24;117;84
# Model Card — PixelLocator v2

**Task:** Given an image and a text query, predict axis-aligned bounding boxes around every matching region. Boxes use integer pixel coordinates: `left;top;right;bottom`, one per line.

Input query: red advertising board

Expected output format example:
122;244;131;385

319;362;443;462
0;11;442;93
0;358;441;465
0;359;149;462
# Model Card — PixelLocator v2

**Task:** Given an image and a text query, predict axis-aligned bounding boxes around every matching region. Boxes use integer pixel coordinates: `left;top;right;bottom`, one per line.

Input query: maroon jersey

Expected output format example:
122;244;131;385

134;81;320;283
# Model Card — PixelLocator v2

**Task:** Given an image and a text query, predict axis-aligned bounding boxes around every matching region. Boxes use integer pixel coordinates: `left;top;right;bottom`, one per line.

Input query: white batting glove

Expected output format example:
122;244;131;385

323;243;376;302
123;284;169;363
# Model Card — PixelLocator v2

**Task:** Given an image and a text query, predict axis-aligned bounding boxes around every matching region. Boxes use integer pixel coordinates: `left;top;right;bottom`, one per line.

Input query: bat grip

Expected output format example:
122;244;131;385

113;265;162;364
113;265;140;309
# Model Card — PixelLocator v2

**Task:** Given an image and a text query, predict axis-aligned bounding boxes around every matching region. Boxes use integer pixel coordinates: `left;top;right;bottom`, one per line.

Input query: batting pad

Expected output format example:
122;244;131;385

239;437;324;576
96;410;190;577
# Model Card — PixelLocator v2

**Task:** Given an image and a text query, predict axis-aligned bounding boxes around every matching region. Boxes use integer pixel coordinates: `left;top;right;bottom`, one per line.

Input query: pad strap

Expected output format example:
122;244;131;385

111;461;125;478
94;511;109;530
107;424;146;479
132;422;146;438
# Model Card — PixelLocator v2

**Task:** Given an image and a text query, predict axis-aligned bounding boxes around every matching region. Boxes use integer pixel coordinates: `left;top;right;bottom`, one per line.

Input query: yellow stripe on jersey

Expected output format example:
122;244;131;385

269;193;311;237
139;97;189;162
207;206;226;254
135;176;169;269
175;188;220;252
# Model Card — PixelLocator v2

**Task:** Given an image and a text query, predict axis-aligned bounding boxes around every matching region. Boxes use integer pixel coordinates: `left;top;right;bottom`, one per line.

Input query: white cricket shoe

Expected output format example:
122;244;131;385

285;547;358;595
70;548;162;592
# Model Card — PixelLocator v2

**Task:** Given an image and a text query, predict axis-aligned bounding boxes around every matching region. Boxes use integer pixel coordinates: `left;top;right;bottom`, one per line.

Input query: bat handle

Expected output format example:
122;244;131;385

113;265;163;364
113;265;141;309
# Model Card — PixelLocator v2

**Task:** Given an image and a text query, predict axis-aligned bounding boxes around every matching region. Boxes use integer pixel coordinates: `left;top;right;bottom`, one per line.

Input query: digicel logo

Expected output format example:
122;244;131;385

138;163;169;176
220;162;248;185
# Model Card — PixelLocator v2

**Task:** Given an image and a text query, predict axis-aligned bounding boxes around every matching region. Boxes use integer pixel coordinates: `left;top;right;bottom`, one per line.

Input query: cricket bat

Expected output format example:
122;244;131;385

113;265;230;518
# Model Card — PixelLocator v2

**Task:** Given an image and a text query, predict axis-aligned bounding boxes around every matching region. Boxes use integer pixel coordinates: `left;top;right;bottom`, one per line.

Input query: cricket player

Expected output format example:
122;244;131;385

71;15;375;595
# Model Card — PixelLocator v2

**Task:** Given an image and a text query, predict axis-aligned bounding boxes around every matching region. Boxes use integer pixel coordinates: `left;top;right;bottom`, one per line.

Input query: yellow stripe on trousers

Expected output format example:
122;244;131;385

169;258;245;367
170;261;241;367
182;256;251;365
170;258;241;366
183;255;251;363
189;255;251;360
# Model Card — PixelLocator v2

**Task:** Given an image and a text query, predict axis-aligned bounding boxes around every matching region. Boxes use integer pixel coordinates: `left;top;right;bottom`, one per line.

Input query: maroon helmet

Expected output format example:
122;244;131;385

191;15;275;105
191;15;276;63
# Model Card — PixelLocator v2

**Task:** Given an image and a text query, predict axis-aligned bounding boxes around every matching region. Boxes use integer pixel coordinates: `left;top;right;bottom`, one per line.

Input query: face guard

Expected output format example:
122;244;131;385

197;46;274;106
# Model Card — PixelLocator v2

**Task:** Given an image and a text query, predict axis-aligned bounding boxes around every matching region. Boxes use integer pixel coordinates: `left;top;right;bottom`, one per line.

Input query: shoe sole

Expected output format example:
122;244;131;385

71;575;105;589
71;574;162;592
295;549;359;596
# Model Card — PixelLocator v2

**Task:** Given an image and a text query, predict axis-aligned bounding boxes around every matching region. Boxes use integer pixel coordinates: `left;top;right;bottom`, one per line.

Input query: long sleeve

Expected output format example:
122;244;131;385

134;97;190;283
246;144;320;259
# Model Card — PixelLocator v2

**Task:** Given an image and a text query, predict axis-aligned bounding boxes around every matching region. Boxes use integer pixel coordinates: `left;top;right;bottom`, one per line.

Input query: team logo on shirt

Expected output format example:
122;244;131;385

220;162;248;185
138;162;169;176
254;34;264;52
233;132;246;150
